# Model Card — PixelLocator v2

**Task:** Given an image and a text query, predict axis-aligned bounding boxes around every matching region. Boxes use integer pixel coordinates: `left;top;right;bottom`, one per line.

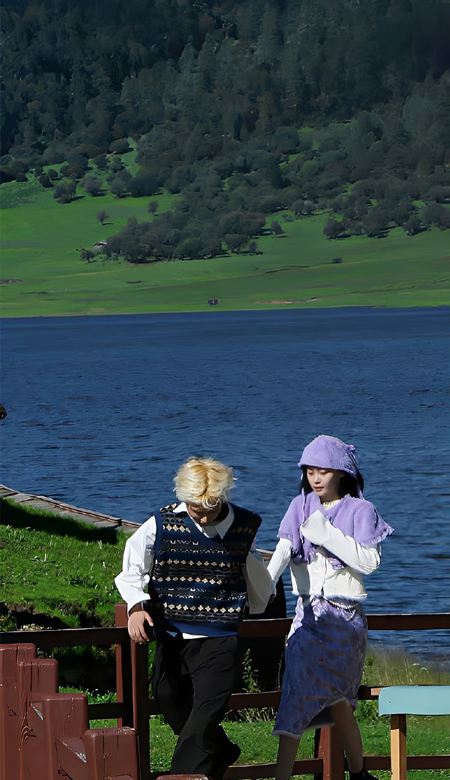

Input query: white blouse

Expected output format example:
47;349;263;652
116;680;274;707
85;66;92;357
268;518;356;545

267;505;381;602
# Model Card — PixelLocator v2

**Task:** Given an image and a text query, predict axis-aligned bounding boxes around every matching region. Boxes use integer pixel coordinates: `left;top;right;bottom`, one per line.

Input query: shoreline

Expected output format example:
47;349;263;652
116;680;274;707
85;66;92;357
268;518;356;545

1;302;450;320
0;483;139;535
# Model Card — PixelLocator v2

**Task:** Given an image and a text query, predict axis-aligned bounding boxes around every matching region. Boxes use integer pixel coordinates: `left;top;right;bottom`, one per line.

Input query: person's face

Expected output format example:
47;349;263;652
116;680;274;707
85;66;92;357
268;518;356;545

306;467;344;502
186;502;223;525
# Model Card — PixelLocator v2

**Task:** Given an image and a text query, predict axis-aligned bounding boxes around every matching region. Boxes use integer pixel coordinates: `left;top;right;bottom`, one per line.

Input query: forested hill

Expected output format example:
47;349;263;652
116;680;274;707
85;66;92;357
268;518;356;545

1;0;450;260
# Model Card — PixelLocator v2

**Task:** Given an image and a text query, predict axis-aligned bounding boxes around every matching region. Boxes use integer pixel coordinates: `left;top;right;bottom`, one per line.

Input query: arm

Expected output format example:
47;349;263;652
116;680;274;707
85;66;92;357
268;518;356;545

114;516;157;642
267;538;293;584
243;546;276;614
301;510;381;574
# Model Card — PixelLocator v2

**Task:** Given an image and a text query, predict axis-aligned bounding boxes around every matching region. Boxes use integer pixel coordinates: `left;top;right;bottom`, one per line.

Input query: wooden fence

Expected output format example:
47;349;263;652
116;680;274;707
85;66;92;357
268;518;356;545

1;611;449;780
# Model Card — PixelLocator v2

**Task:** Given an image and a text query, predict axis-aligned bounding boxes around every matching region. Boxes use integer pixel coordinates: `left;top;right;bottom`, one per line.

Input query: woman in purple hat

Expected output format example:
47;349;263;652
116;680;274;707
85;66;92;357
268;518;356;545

268;435;393;780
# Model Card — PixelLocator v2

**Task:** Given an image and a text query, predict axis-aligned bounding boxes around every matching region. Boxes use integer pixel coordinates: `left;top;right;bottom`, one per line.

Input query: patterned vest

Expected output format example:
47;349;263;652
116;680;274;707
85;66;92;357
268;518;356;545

151;502;261;635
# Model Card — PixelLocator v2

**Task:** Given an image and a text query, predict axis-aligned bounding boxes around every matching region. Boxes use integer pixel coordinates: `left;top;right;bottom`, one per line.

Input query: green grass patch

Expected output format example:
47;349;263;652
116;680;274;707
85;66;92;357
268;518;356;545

75;704;449;778
1;176;449;315
150;717;449;778
0;497;126;628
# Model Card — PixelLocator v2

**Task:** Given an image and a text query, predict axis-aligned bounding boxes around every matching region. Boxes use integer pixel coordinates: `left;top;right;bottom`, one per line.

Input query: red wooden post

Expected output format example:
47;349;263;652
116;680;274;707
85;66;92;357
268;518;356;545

115;603;133;727
131;636;151;780
55;736;90;780
23;691;89;780
83;727;139;779
316;726;345;780
115;602;151;780
18;658;59;780
0;644;37;780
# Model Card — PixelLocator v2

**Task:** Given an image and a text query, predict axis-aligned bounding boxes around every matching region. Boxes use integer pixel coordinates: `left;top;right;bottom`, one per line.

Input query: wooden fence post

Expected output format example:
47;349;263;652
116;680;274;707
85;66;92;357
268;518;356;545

83;726;140;779
390;714;407;780
115;603;134;727
131;637;151;780
0;644;37;780
316;726;345;780
116;602;151;780
18;658;59;780
25;691;89;780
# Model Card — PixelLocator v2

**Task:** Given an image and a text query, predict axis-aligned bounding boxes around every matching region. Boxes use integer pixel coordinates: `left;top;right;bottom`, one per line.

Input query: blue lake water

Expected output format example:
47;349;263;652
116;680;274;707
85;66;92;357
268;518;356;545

1;308;449;665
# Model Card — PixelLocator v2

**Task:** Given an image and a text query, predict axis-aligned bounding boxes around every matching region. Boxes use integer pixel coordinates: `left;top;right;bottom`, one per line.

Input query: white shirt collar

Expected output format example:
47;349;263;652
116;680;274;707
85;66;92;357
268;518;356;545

175;502;235;538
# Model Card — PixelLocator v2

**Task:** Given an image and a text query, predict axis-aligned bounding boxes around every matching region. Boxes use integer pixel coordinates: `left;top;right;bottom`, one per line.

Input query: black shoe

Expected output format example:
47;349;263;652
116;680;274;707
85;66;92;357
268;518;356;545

350;771;378;780
210;742;241;780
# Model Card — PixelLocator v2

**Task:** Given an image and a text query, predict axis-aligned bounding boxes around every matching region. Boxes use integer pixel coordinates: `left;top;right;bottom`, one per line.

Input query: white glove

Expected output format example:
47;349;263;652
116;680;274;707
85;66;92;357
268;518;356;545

301;509;381;573
301;509;332;546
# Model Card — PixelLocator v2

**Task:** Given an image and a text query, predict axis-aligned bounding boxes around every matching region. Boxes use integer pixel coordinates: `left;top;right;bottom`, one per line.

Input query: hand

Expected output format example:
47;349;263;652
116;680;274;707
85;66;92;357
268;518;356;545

301;509;331;546
128;610;154;644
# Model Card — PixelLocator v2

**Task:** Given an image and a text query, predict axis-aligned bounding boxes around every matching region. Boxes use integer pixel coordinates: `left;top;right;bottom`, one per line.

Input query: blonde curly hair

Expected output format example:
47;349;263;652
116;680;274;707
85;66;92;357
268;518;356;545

174;457;235;507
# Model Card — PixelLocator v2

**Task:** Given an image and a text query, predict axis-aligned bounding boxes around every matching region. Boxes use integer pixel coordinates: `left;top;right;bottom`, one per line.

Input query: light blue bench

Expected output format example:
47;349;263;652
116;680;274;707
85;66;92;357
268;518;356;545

378;686;450;780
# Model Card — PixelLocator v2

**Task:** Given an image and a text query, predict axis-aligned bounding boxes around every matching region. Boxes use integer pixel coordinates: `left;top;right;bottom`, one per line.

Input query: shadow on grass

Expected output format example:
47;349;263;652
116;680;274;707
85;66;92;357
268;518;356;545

0;497;121;545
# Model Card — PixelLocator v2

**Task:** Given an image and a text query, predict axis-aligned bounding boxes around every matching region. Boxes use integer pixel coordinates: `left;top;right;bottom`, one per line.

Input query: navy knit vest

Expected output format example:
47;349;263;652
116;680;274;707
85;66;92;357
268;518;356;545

151;502;261;636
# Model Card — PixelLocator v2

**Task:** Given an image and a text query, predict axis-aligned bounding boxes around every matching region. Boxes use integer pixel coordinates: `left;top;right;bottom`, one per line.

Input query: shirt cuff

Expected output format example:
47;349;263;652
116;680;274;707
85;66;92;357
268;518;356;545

127;596;151;615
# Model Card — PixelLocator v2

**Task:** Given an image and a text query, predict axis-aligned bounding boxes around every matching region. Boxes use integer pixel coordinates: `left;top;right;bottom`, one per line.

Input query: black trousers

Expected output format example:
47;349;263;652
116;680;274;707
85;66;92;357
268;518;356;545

151;634;241;777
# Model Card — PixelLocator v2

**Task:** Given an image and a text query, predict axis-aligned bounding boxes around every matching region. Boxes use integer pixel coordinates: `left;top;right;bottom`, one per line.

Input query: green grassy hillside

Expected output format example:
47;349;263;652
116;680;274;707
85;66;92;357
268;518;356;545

1;181;449;316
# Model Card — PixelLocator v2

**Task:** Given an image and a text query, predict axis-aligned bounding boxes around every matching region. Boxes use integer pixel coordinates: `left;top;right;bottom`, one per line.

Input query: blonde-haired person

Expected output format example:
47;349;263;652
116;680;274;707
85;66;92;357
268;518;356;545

115;456;273;780
173;456;235;508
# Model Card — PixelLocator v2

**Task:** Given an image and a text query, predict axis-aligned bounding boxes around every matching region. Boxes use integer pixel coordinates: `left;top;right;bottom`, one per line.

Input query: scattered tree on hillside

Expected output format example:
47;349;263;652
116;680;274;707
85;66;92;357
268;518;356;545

93;154;108;170
404;215;423;236
109;171;132;198
225;233;248;252
53;181;76;203
38;174;52;188
83;176;103;196
109;139;131;155
129;172;159;197
362;207;390;238
270;220;284;235
425;202;450;229
323;218;346;239
80;248;96;262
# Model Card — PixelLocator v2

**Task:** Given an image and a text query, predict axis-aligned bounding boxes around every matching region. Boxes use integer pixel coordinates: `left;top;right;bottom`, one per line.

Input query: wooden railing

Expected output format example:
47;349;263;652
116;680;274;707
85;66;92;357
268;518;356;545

2;611;450;780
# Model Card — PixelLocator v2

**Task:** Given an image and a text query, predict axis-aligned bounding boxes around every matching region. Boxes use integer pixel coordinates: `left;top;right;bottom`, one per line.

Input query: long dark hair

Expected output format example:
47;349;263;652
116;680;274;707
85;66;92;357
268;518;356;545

299;467;364;497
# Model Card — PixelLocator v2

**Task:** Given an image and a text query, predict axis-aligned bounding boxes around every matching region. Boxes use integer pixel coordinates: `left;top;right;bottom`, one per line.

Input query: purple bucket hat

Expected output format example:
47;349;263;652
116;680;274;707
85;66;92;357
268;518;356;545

299;435;361;482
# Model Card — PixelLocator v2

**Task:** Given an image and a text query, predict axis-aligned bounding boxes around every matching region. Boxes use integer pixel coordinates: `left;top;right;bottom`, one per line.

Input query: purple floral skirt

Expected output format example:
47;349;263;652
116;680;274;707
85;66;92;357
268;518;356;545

273;596;367;739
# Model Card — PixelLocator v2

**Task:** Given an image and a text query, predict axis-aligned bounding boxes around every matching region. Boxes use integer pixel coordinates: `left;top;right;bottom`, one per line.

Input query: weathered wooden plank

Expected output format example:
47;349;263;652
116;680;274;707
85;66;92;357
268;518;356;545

363;755;450;771
0;483;128;529
367;613;450;630
224;759;323;779
87;701;129;720
227;691;281;709
1;626;129;647
238;618;292;637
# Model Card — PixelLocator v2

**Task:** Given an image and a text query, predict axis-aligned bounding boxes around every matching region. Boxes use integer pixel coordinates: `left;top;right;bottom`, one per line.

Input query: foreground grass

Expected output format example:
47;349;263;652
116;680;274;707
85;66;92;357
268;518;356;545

1;178;449;316
71;685;449;779
0;497;126;628
150;718;449;779
81;701;449;779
